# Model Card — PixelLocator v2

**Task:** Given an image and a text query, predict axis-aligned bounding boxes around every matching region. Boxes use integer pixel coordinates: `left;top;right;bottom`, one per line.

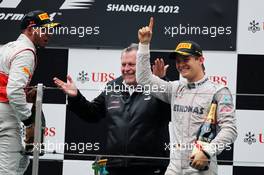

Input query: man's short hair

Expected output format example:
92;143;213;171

123;43;138;52
121;43;138;58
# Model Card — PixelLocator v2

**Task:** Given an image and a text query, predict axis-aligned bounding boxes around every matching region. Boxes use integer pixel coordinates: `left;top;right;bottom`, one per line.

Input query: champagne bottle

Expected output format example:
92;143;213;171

190;100;217;170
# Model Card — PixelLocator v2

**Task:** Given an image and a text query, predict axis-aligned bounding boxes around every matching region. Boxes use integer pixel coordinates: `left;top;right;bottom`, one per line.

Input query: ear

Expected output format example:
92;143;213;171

199;56;205;65
25;27;34;36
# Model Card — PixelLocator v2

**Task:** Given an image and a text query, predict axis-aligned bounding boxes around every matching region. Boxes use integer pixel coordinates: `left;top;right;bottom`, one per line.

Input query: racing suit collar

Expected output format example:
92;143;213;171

186;76;208;89
17;34;36;52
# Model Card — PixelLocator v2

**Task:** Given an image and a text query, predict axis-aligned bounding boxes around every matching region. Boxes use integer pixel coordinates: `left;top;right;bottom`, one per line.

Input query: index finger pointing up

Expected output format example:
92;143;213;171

149;17;154;31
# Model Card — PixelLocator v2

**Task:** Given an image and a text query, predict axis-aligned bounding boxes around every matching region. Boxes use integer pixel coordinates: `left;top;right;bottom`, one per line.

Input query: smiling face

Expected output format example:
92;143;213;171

175;55;205;82
121;49;137;86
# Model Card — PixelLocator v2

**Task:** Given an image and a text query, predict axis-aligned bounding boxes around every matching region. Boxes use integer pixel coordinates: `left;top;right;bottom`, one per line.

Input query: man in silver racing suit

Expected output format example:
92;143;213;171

136;18;237;175
0;10;59;174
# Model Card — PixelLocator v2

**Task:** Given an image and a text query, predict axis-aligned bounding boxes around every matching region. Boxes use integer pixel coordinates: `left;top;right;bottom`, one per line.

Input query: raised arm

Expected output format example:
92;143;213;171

53;75;106;122
136;17;174;103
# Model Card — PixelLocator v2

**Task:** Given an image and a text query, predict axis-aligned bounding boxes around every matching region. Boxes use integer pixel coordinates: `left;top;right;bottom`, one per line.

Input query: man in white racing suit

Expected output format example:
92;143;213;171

136;18;237;175
0;10;59;174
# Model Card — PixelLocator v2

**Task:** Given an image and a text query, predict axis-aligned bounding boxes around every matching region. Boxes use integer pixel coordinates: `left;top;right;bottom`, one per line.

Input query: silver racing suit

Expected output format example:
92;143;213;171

136;43;237;175
0;34;36;175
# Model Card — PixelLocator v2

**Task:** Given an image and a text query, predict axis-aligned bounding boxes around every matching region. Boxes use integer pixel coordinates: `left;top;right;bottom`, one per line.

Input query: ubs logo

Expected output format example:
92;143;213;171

208;76;227;86
248;20;261;33
77;71;115;83
244;132;256;145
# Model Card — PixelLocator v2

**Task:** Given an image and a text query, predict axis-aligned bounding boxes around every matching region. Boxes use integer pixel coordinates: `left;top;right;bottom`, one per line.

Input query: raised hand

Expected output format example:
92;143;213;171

53;75;78;97
138;17;154;44
152;58;169;78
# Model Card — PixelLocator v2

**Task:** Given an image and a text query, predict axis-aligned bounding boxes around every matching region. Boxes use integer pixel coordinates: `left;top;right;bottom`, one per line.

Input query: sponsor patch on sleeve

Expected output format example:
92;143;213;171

221;95;232;105
22;67;31;77
220;106;233;113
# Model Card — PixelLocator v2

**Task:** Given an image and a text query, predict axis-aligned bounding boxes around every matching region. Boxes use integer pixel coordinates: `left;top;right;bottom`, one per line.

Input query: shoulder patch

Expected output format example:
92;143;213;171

22;67;31;77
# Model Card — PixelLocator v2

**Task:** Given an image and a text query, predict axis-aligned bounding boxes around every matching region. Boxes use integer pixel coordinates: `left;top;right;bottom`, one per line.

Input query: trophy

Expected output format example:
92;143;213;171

92;156;108;175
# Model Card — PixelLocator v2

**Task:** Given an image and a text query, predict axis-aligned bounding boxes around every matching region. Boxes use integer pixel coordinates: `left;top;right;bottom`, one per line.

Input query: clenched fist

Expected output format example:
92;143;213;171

25;87;37;103
138;17;154;44
24;124;35;144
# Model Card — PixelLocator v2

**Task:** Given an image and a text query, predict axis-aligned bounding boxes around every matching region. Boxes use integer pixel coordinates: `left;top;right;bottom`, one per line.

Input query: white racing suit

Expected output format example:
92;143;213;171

136;43;237;175
0;34;36;175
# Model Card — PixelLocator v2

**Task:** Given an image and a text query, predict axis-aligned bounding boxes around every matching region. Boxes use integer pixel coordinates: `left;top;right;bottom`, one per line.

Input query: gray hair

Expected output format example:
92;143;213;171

121;43;138;58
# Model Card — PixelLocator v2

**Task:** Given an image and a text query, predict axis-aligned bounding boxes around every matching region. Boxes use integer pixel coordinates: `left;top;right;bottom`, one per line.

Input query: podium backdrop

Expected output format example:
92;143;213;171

0;0;263;175
0;0;237;50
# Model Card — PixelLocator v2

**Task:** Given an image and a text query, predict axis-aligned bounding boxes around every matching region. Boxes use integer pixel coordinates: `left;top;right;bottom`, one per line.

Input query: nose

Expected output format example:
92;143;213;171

123;64;131;72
